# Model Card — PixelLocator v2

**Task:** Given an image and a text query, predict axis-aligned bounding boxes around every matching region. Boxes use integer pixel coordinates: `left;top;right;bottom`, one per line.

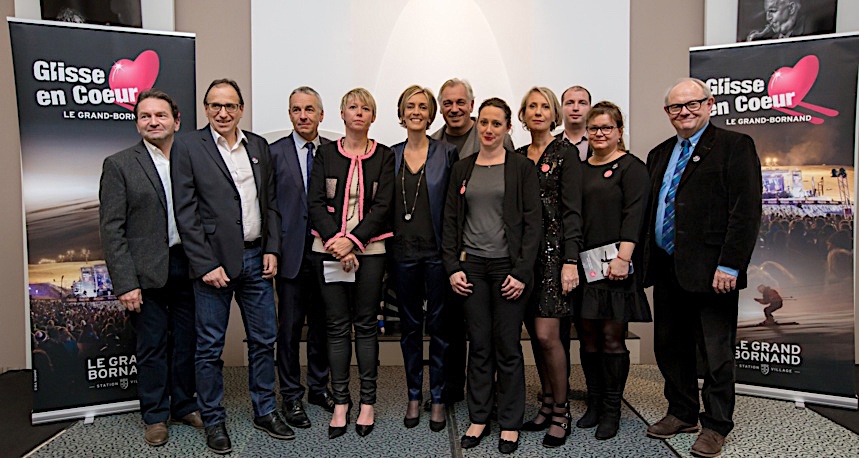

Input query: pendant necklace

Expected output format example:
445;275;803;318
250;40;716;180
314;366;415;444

401;158;425;222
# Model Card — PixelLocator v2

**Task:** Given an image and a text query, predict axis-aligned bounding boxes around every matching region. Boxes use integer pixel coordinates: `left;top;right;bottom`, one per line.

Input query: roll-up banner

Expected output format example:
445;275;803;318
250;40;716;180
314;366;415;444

8;18;196;423
691;33;858;408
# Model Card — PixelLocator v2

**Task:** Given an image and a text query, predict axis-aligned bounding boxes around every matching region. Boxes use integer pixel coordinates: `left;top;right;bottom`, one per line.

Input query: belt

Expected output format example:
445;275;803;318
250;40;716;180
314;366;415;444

244;238;262;249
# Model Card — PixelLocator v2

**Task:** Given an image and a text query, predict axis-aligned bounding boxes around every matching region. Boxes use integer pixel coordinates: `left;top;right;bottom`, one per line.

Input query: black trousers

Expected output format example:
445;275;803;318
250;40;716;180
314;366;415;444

461;255;528;430
131;245;197;425
653;251;738;437
314;253;386;405
275;240;329;402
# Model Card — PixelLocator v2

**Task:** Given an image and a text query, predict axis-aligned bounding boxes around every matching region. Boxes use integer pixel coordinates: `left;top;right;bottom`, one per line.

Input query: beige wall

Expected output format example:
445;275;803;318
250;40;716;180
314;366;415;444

0;0;27;372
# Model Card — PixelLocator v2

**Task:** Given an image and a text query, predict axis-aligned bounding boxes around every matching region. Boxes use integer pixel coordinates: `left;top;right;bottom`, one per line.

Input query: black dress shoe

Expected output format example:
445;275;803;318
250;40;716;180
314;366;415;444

308;391;336;413
355;404;375;437
253;412;295;440
498;435;519;454
460;425;490;449
430;419;446;432
404;415;420;428
328;403;352;439
205;422;232;455
282;400;311;429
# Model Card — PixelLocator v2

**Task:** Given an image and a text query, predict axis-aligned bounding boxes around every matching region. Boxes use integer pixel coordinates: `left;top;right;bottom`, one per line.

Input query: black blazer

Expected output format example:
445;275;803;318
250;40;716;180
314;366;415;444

641;124;762;292
270;133;333;279
391;137;458;251
441;150;543;283
555;131;593;160
99;141;174;295
307;140;395;251
171;126;282;279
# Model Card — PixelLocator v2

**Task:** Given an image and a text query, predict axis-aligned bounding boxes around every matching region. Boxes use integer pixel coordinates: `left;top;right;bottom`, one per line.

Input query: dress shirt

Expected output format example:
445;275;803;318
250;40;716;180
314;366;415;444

563;131;589;161
143;140;181;247
292;133;321;192
210;126;262;242
654;122;737;276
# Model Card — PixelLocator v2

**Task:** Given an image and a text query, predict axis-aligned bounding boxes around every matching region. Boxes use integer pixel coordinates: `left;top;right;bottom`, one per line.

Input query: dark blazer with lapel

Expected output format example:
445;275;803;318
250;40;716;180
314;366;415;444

641;124;762;292
391;137;458;251
99;141;172;296
270;133;332;279
171;126;282;279
441;150;543;284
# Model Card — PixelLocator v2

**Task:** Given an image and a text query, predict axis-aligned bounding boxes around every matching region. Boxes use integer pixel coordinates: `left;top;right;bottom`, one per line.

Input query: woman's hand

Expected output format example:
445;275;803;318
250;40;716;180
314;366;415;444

501;275;525;300
606;258;629;280
561;264;579;294
327;237;356;259
449;271;473;296
340;253;359;273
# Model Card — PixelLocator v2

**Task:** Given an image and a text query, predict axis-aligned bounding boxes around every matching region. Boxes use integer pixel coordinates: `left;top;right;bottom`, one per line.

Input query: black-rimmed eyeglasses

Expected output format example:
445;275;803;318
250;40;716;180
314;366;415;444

664;98;708;115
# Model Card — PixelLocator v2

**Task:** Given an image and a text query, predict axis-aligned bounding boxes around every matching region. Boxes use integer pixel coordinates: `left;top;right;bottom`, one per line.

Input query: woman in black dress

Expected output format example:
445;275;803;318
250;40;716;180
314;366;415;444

390;85;457;431
442;98;542;454
576;101;650;440
515;87;582;448
307;88;394;439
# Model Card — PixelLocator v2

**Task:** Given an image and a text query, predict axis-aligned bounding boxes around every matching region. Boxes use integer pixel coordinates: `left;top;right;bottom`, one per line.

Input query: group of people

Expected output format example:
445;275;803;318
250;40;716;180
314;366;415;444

99;75;762;458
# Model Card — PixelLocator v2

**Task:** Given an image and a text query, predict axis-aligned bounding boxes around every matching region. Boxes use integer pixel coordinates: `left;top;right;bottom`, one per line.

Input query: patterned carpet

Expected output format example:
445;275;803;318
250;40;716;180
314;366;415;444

26;365;858;458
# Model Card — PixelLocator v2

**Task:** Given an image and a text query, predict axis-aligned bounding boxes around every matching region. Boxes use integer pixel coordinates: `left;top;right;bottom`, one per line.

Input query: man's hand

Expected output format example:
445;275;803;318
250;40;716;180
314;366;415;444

449;272;473;296
327;237;356;259
561;264;579;294
262;254;278;279
203;266;230;288
118;288;142;312
712;269;737;294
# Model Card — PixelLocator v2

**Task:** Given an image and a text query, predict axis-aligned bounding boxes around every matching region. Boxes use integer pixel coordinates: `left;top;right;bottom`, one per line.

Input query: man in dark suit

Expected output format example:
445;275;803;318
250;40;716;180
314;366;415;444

171;79;293;454
99;89;201;447
270;86;334;428
556;85;593;161
642;78;762;458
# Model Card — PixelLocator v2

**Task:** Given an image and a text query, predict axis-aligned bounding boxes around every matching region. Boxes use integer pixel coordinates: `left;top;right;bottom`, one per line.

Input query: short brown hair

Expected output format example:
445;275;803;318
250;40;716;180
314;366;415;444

134;89;179;119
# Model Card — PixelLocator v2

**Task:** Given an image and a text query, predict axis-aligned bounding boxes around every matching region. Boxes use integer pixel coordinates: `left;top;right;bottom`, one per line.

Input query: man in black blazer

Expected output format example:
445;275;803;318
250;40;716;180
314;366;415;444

99;90;201;447
171;79;293;454
556;85;593;161
642;78;762;458
270;86;334;428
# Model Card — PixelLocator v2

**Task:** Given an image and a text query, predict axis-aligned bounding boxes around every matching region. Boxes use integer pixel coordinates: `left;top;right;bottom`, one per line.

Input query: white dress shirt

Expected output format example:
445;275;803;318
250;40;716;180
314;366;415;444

210;126;262;242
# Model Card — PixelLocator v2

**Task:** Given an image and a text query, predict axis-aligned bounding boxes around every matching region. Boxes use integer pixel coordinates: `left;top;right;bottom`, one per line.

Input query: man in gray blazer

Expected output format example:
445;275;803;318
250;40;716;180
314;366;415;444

99;89;201;447
270;87;334;428
171;79;292;454
430;78;514;159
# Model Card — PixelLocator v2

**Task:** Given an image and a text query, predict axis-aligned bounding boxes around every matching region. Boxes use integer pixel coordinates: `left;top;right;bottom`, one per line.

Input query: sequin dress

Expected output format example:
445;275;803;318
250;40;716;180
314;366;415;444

516;139;582;318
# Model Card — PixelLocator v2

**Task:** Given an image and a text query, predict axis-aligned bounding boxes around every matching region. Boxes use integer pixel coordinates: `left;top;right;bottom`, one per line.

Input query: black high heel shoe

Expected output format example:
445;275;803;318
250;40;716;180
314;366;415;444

429;402;446;432
355;404;375;437
498;430;520;454
542;402;571;448
328;402;352;439
404;399;420;428
522;396;553;431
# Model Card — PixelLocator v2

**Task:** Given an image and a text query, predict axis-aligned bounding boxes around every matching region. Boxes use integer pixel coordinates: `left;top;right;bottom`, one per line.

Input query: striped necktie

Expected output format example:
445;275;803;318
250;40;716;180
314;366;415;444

661;140;691;254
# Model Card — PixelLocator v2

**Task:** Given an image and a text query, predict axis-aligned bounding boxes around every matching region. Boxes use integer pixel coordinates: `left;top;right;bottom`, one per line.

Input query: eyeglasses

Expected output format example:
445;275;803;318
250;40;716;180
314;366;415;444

205;103;241;113
664;97;709;115
586;125;617;135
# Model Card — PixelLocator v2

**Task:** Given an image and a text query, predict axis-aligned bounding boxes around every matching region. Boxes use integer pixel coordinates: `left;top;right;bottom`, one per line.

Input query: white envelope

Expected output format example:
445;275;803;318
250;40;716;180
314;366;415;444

322;260;356;283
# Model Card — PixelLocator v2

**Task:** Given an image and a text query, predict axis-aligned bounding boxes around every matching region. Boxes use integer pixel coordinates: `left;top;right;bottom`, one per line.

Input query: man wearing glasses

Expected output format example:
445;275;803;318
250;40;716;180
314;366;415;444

172;79;293;454
641;78;761;458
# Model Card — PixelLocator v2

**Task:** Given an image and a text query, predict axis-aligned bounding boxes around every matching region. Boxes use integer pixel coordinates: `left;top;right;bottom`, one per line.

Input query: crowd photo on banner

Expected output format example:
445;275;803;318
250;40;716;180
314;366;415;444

11;14;856;458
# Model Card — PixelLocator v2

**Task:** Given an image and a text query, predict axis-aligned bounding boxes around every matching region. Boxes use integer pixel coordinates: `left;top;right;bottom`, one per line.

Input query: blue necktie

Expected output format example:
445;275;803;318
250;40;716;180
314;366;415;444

305;142;315;189
661;140;691;255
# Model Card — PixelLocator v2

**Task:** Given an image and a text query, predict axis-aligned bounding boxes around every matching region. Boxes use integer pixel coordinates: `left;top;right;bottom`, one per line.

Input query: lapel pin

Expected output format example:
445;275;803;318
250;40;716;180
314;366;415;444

692;156;700;162
612;163;618;170
604;170;613;178
541;163;550;173
251;157;259;164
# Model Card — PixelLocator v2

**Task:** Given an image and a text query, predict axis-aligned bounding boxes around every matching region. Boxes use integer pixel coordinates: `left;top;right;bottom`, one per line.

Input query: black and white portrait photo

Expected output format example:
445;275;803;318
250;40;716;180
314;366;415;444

738;0;837;42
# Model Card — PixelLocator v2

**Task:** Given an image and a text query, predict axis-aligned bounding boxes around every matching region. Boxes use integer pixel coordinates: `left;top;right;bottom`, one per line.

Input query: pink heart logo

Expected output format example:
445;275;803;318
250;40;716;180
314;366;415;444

767;55;818;107
109;50;160;111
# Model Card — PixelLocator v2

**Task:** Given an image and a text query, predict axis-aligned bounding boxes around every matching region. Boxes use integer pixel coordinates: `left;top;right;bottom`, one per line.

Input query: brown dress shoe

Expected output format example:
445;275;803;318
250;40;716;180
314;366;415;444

646;414;700;439
172;411;204;429
691;428;726;458
144;422;168;446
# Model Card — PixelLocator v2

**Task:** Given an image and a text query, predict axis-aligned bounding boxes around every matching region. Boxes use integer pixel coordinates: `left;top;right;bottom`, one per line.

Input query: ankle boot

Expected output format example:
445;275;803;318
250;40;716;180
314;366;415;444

595;352;629;440
576;351;602;429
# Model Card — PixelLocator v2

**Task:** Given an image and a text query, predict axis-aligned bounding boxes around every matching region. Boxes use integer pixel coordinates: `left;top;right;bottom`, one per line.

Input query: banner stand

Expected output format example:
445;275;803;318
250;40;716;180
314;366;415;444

31;400;140;425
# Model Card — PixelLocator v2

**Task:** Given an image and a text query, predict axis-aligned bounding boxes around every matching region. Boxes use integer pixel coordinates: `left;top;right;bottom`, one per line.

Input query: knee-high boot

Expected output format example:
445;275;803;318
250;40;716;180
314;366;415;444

576;351;602;429
595;351;629;440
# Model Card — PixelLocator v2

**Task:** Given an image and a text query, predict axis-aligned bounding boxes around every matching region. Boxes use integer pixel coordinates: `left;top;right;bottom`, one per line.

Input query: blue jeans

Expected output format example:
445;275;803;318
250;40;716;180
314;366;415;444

131;245;197;425
390;256;448;403
193;246;277;426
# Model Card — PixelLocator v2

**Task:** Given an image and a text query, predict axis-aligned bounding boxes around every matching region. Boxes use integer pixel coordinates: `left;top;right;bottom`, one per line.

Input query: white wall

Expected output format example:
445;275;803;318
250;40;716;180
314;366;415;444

251;0;630;148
